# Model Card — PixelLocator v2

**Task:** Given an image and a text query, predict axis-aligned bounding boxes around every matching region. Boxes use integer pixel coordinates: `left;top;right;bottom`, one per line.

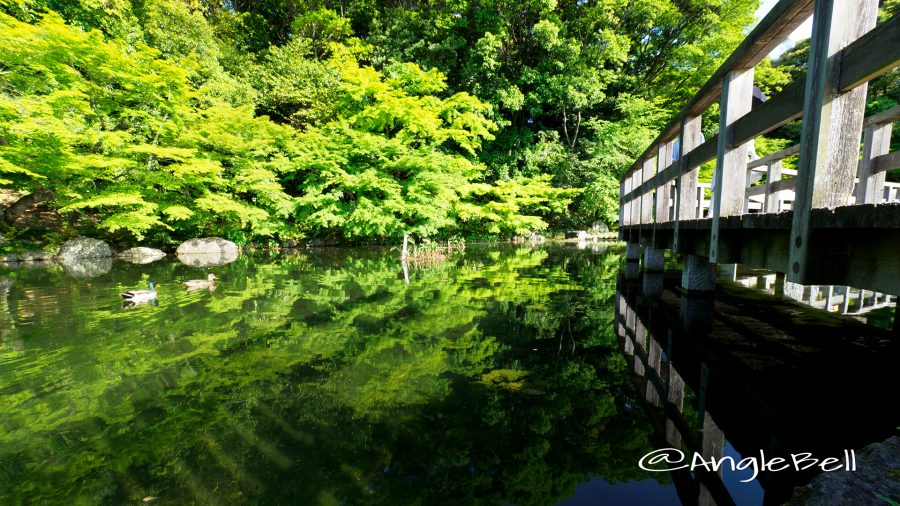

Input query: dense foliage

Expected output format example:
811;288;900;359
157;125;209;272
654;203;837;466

8;0;894;246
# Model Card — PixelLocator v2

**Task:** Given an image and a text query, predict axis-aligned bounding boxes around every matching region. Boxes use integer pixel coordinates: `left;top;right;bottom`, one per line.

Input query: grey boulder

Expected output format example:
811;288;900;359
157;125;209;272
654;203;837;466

58;237;112;261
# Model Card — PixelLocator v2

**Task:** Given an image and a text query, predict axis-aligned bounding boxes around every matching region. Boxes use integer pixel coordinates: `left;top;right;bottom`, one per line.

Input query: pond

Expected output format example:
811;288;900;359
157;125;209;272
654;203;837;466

0;244;892;505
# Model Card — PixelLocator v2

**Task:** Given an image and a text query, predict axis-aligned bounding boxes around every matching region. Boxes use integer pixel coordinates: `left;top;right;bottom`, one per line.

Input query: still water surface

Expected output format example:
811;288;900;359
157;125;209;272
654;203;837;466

0;244;871;505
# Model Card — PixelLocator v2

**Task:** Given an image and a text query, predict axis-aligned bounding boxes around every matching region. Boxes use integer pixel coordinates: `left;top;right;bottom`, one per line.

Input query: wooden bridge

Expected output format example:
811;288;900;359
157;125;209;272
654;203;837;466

618;0;900;297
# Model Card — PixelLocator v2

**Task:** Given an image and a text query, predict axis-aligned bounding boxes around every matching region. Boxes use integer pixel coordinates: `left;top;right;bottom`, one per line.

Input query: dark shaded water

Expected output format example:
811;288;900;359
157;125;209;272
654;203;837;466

0;245;893;505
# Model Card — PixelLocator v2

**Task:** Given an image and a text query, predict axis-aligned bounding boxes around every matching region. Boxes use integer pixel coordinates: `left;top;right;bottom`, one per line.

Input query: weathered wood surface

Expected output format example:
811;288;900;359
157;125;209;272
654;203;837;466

764;160;784;212
863;104;900;127
788;0;877;282
747;144;800;169
674;116;703;253
857;122;893;203
839;12;900;91
640;156;655;235
711;68;754;262
874;151;900;173
732;77;806;147
655;141;675;223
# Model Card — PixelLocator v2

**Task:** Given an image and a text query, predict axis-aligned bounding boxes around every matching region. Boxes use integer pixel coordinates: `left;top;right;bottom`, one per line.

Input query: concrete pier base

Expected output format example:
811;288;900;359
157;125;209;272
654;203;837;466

643;247;665;271
717;263;738;281
783;281;804;301
626;243;641;262
773;272;785;297
682;255;716;293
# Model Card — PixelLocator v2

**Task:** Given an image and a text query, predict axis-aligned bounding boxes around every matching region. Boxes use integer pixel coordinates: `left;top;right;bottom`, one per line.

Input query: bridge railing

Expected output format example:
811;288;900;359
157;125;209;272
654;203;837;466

619;0;900;287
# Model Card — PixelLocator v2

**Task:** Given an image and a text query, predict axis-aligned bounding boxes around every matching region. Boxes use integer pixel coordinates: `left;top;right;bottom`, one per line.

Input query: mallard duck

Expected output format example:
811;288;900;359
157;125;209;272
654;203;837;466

121;281;157;304
183;273;216;291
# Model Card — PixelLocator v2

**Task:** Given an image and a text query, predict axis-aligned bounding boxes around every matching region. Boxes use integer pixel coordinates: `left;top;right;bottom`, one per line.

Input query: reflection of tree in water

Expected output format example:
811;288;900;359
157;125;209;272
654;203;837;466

0;245;664;504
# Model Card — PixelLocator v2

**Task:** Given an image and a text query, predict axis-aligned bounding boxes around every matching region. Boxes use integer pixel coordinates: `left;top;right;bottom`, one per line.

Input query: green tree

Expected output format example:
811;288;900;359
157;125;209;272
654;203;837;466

0;13;295;243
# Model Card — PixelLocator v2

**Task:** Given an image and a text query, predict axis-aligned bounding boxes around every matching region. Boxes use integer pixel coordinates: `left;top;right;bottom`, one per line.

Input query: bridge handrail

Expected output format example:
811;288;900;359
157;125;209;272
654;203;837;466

624;0;815;174
621;19;900;206
619;0;899;284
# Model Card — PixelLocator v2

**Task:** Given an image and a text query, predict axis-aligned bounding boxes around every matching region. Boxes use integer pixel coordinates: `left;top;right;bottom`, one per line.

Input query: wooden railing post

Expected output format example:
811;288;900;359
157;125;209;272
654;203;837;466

764;160;783;212
630;171;641;228
856;120;893;203
788;0;878;283
710;67;754;263
656;141;675;222
641;156;656;228
673;116;702;253
696;186;705;217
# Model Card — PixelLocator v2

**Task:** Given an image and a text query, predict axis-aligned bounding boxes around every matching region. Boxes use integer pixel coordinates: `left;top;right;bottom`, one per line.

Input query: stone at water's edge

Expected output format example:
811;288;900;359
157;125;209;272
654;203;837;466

176;237;238;267
786;436;900;505
58;237;112;261
118;247;166;264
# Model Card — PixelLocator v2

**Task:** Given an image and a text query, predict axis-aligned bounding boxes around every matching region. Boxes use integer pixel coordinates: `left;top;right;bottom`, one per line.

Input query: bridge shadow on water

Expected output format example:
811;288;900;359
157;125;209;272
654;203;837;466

615;269;898;506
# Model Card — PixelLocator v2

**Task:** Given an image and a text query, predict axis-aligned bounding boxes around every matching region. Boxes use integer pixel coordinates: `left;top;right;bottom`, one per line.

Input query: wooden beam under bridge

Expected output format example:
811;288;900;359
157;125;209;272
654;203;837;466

622;203;900;295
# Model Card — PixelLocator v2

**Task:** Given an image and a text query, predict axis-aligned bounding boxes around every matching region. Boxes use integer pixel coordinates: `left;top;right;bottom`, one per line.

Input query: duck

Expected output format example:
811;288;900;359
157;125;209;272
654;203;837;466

121;281;158;304
183;273;216;291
